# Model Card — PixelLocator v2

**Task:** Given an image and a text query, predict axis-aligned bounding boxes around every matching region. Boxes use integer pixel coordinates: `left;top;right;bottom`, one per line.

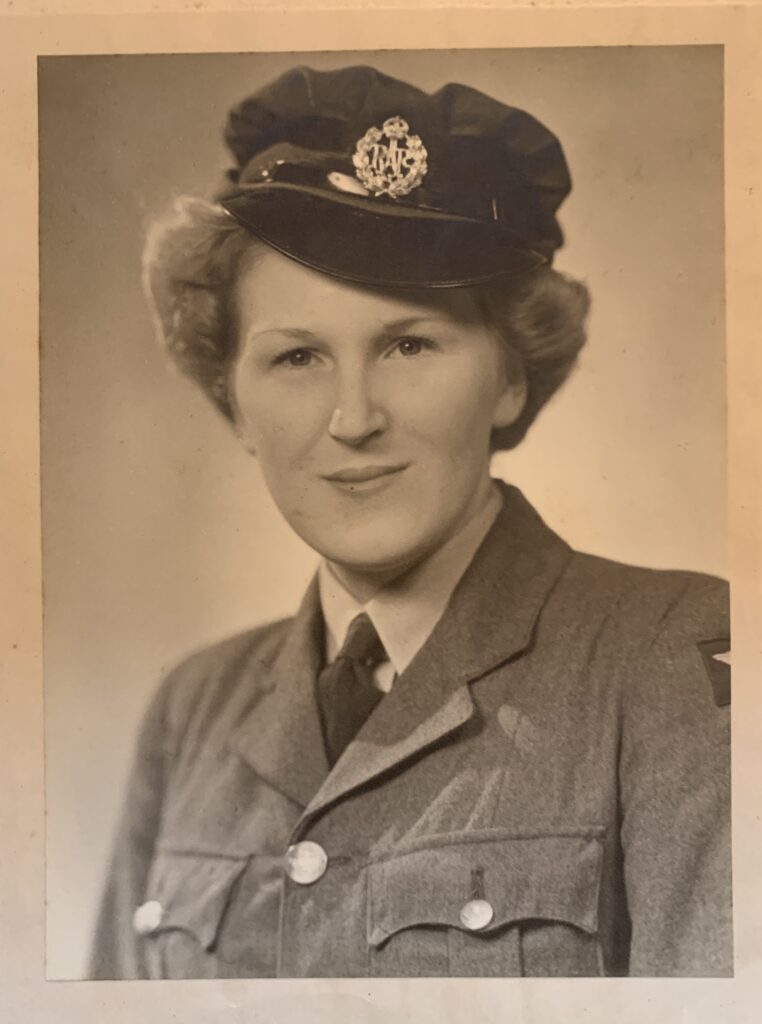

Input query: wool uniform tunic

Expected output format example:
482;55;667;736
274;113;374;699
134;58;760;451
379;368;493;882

90;485;732;979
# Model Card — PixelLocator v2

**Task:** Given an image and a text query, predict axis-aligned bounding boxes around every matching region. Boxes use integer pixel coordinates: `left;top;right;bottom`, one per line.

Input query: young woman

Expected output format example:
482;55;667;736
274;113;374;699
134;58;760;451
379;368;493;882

90;64;731;979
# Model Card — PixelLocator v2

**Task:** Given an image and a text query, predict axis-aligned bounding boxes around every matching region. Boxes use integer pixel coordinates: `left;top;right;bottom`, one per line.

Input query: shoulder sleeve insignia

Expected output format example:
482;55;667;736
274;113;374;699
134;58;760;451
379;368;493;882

696;638;731;707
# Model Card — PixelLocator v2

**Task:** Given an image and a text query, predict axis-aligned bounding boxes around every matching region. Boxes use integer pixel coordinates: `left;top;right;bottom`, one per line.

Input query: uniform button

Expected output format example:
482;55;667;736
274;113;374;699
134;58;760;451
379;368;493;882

132;899;164;936
460;899;494;931
285;841;328;884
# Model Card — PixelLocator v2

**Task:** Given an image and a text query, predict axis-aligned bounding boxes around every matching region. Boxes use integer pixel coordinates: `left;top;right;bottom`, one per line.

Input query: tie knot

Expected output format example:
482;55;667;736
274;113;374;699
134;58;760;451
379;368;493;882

337;613;387;668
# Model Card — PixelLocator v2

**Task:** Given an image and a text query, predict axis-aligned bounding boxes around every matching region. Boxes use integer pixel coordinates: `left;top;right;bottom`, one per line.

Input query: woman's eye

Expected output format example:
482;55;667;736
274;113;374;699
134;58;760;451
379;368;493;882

274;347;315;368
393;335;432;357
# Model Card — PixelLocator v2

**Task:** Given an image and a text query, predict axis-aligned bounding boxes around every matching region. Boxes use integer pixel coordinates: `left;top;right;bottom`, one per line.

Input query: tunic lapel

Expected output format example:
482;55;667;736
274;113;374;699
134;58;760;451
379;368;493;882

229;578;330;808
300;484;573;825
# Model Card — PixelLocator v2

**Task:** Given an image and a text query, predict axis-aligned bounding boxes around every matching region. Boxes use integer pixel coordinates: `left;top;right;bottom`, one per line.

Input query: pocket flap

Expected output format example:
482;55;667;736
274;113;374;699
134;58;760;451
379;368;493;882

367;831;603;947
144;851;248;950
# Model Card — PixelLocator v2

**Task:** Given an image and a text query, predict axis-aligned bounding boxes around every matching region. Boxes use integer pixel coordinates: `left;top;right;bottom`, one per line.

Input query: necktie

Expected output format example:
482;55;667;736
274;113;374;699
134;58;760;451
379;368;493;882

316;613;388;766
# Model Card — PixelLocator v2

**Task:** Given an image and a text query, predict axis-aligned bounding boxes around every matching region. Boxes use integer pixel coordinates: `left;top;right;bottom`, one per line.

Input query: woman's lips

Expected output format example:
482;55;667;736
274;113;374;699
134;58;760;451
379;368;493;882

322;464;409;492
323;464;408;484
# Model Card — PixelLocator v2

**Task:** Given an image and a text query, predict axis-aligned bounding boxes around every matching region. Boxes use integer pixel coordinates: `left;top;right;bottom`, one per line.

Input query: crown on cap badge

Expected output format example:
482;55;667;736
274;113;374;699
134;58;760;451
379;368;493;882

352;116;428;199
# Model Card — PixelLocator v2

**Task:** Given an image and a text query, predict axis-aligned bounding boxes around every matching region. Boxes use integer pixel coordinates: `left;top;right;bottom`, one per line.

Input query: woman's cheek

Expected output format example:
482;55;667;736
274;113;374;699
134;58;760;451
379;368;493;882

239;380;328;459
401;367;496;449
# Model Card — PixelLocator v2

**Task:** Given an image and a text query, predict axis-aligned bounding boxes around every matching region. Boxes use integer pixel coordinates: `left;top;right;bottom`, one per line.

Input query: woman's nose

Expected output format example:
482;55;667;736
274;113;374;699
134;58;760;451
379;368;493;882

327;368;388;446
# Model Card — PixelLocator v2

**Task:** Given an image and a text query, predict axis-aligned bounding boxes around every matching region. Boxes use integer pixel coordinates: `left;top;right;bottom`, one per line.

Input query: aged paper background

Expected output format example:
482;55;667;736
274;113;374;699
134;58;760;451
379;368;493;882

2;2;762;1022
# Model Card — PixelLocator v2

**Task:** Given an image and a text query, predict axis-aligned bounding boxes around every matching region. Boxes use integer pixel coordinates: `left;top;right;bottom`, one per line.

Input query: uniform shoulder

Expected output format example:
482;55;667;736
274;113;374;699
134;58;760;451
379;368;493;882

558;551;730;710
150;616;293;742
166;616;292;684
561;549;728;632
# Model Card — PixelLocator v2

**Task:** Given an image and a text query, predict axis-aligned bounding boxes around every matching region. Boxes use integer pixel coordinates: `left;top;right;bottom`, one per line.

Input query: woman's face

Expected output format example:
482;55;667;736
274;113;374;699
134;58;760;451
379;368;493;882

230;247;526;583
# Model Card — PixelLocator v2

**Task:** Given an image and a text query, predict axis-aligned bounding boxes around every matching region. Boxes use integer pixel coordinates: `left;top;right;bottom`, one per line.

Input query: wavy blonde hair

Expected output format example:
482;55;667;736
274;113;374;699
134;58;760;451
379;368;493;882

143;196;590;450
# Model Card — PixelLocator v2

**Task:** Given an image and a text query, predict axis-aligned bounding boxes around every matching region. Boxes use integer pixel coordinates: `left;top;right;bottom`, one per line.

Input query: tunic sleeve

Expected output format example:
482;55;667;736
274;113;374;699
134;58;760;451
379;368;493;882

619;576;732;976
88;677;174;979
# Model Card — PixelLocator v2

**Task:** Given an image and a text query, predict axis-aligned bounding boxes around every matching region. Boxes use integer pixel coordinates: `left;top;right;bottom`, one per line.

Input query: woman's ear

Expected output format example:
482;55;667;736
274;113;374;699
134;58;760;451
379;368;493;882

231;415;258;457
491;349;528;430
233;425;257;457
492;379;528;430
223;373;258;456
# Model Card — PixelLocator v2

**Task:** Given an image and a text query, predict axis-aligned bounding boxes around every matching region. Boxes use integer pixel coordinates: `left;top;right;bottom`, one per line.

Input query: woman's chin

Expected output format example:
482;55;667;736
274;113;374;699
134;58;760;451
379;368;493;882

310;529;435;585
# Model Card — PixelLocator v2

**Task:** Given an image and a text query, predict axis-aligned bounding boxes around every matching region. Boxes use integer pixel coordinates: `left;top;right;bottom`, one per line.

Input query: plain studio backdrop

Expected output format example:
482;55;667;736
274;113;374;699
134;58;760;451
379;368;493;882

39;47;724;979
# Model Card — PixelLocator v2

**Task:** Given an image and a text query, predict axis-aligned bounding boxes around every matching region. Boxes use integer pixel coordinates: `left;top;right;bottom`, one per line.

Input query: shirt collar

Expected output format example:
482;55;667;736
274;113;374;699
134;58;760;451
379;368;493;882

318;481;503;675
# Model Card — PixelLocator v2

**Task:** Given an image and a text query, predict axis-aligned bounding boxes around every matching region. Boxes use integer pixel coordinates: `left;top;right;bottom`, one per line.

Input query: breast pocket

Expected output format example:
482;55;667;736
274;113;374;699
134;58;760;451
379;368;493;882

138;851;249;979
366;830;605;977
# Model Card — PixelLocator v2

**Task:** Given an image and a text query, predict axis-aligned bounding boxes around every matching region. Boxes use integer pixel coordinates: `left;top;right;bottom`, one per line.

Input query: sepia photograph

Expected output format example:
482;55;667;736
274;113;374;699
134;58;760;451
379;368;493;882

39;46;730;983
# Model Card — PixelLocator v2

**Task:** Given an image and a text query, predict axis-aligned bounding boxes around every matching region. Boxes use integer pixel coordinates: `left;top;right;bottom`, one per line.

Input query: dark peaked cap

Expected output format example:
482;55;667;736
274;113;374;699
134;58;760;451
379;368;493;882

218;66;572;289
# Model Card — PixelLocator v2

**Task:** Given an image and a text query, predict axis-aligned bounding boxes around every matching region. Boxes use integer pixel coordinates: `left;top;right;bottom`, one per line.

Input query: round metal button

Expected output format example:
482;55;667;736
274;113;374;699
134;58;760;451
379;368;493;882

459;899;494;931
132;899;164;936
285;841;328;885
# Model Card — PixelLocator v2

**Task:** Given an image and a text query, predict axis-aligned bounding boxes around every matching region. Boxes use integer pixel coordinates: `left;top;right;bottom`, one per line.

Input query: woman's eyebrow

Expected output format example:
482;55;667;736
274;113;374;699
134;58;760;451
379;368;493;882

244;326;319;344
377;315;454;334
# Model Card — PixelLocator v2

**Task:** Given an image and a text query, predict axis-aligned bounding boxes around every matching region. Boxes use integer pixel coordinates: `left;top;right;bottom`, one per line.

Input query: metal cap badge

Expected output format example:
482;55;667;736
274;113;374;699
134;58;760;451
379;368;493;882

352;116;428;199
